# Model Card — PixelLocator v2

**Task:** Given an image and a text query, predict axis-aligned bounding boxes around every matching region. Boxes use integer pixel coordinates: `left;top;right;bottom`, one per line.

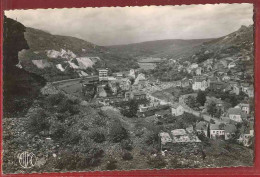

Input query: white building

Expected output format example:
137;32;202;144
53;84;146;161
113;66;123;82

192;77;209;91
98;68;108;81
210;124;225;139
171;103;184;116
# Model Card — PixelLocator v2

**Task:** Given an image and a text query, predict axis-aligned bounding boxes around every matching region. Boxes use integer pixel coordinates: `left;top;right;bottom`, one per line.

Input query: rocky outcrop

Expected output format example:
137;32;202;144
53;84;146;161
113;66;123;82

3;16;46;117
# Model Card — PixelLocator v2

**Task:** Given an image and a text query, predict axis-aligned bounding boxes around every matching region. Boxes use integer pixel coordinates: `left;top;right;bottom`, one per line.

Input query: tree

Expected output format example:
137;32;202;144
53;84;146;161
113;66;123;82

186;96;197;109
207;102;217;117
207;123;210;138
197;90;207;106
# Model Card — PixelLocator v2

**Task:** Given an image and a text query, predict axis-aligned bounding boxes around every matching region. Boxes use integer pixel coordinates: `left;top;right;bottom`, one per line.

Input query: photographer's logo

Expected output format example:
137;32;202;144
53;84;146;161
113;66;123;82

18;152;37;168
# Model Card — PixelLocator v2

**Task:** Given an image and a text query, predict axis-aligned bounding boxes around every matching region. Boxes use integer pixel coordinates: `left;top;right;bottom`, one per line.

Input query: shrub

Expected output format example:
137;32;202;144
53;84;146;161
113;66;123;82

57;98;80;115
147;155;166;169
91;131;106;143
63;131;82;144
85;148;104;167
106;159;117;170
54;152;84;170
46;93;65;106
145;132;159;146
122;151;133;161
26;108;50;135
121;139;133;151
109;121;128;143
50;122;66;141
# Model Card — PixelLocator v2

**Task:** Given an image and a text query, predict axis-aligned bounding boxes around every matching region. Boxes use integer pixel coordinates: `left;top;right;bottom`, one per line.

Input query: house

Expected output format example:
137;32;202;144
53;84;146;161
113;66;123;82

195;121;208;136
209;81;225;91
192;77;209;91
108;82;118;95
159;129;201;151
128;69;136;78
139;104;152;113
97;85;107;97
173;80;182;87
98;68;108;81
228;62;236;69
227;108;247;122
133;73;147;90
131;91;147;100
210;124;225;139
190;63;199;69
232;85;240;95
119;78;131;91
196;67;202;75
246;85;254;98
238;122;254;147
171;103;184;116
222;75;230;82
155;109;171;118
241;83;250;92
224;124;237;140
181;78;190;87
235;103;250;114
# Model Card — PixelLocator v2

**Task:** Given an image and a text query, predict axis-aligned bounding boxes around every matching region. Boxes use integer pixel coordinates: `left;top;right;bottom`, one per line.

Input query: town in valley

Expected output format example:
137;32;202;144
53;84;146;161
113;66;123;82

3;4;254;173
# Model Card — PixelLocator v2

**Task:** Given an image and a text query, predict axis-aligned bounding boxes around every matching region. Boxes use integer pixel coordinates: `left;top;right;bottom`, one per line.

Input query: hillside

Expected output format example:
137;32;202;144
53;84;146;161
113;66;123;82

187;25;254;63
19;27;139;81
151;25;254;81
108;39;213;59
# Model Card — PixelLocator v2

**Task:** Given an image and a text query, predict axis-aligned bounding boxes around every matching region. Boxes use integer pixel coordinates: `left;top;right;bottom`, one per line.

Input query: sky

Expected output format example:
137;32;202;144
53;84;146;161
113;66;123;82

5;3;253;46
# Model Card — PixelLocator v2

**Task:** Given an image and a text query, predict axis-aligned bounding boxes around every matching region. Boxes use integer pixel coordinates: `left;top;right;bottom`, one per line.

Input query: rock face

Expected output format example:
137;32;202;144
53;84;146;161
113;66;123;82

3;16;46;117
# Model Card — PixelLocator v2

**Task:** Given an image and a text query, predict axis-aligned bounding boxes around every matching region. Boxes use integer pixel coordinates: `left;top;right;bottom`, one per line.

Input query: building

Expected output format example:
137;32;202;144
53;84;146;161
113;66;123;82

195;121;208;136
181;78;190;87
224;124;236;140
209;81;225;91
232;85;240;95
97;85;107;97
192;77;209;91
119;78;131;91
171;103;184;116
227;108;247;122
228;62;236;69
173;80;182;87
131;91;147;100
196;67;202;75
159;129;201;151
98;68;108;81
155;109;171;118
129;69;136;78
210;124;225;139
235;103;250;114
238;122;254;147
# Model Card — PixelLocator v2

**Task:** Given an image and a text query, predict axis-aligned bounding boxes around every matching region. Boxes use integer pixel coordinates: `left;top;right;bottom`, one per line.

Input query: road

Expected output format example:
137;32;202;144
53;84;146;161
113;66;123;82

179;94;222;124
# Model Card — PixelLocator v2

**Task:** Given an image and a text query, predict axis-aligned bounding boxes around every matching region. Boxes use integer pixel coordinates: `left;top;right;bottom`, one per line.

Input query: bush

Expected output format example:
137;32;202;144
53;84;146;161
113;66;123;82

54;152;84;170
85;148;104;167
26;108;50;135
145;132;159;146
57;98;80;115
122;151;133;161
106;159;117;170
63;131;82;144
109;121;128;143
91;131;106;143
46;93;65;106
50;122;66;141
121;139;133;151
147;155;166;169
